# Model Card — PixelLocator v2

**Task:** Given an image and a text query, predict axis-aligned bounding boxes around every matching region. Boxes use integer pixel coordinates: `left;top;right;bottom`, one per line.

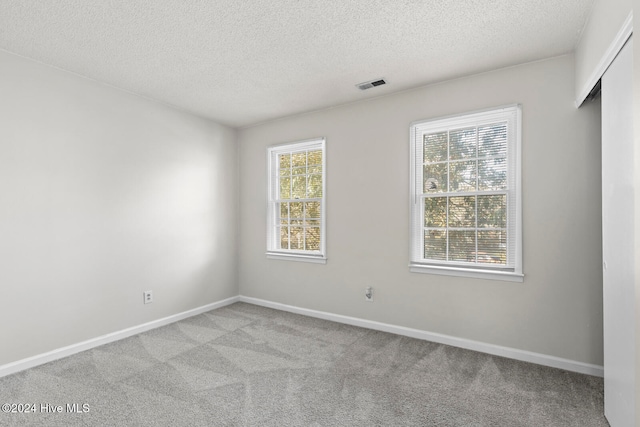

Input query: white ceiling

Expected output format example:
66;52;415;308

0;0;594;128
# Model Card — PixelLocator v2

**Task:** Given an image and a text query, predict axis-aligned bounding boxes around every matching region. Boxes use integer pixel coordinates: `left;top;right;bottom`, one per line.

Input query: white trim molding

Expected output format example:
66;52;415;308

266;137;327;260
576;11;633;107
410;264;524;282
239;295;604;377
409;105;523;279
1;295;603;379
0;296;240;379
266;252;327;264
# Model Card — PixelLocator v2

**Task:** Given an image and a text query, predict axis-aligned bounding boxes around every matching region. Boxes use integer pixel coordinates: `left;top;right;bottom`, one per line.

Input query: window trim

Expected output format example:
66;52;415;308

409;105;523;282
266;137;326;263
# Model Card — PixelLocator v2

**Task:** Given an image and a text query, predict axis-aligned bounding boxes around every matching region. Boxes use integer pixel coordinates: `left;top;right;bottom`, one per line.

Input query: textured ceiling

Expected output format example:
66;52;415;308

0;0;594;128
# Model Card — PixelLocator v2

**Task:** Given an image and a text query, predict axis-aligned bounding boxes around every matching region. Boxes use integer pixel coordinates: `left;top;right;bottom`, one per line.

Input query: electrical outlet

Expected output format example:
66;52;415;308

143;290;153;304
365;286;373;302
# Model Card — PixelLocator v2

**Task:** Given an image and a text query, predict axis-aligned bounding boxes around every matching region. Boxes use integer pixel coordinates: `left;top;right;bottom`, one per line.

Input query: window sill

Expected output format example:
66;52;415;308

409;263;524;282
266;252;327;264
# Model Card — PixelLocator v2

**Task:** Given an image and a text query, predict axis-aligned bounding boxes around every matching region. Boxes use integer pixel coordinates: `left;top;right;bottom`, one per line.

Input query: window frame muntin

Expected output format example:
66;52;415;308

409;105;523;281
266;137;327;263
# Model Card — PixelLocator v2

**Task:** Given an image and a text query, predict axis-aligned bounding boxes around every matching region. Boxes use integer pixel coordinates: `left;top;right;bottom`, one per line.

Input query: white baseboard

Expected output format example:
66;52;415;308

239;295;604;377
1;294;604;379
0;295;240;379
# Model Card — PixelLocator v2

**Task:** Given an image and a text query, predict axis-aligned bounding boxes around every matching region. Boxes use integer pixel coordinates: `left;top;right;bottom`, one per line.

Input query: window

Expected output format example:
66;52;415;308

410;105;523;281
267;138;326;263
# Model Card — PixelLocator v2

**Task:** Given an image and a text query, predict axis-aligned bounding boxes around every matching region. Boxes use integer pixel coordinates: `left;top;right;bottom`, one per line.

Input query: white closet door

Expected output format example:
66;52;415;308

601;37;635;427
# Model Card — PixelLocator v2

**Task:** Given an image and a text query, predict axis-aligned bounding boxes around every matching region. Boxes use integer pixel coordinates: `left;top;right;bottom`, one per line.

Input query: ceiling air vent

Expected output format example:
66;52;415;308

356;78;387;90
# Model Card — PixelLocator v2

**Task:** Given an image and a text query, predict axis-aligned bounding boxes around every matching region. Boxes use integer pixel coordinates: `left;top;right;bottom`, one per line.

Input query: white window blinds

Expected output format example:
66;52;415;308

410;106;522;280
267;138;326;262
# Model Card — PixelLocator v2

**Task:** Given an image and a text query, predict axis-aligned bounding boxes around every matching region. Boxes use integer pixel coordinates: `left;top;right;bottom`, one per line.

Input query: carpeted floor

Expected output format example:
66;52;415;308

0;302;609;426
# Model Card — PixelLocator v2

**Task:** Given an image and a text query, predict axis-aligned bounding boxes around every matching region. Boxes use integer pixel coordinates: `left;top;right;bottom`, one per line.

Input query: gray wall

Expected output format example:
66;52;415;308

238;54;604;365
0;51;238;366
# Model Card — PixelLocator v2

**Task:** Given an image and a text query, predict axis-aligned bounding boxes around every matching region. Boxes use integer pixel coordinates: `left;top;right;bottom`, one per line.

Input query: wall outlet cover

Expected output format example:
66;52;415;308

365;287;373;302
143;291;153;304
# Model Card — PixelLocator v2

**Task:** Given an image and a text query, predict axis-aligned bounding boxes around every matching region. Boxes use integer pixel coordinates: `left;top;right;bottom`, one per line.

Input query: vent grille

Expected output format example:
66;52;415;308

357;78;386;90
